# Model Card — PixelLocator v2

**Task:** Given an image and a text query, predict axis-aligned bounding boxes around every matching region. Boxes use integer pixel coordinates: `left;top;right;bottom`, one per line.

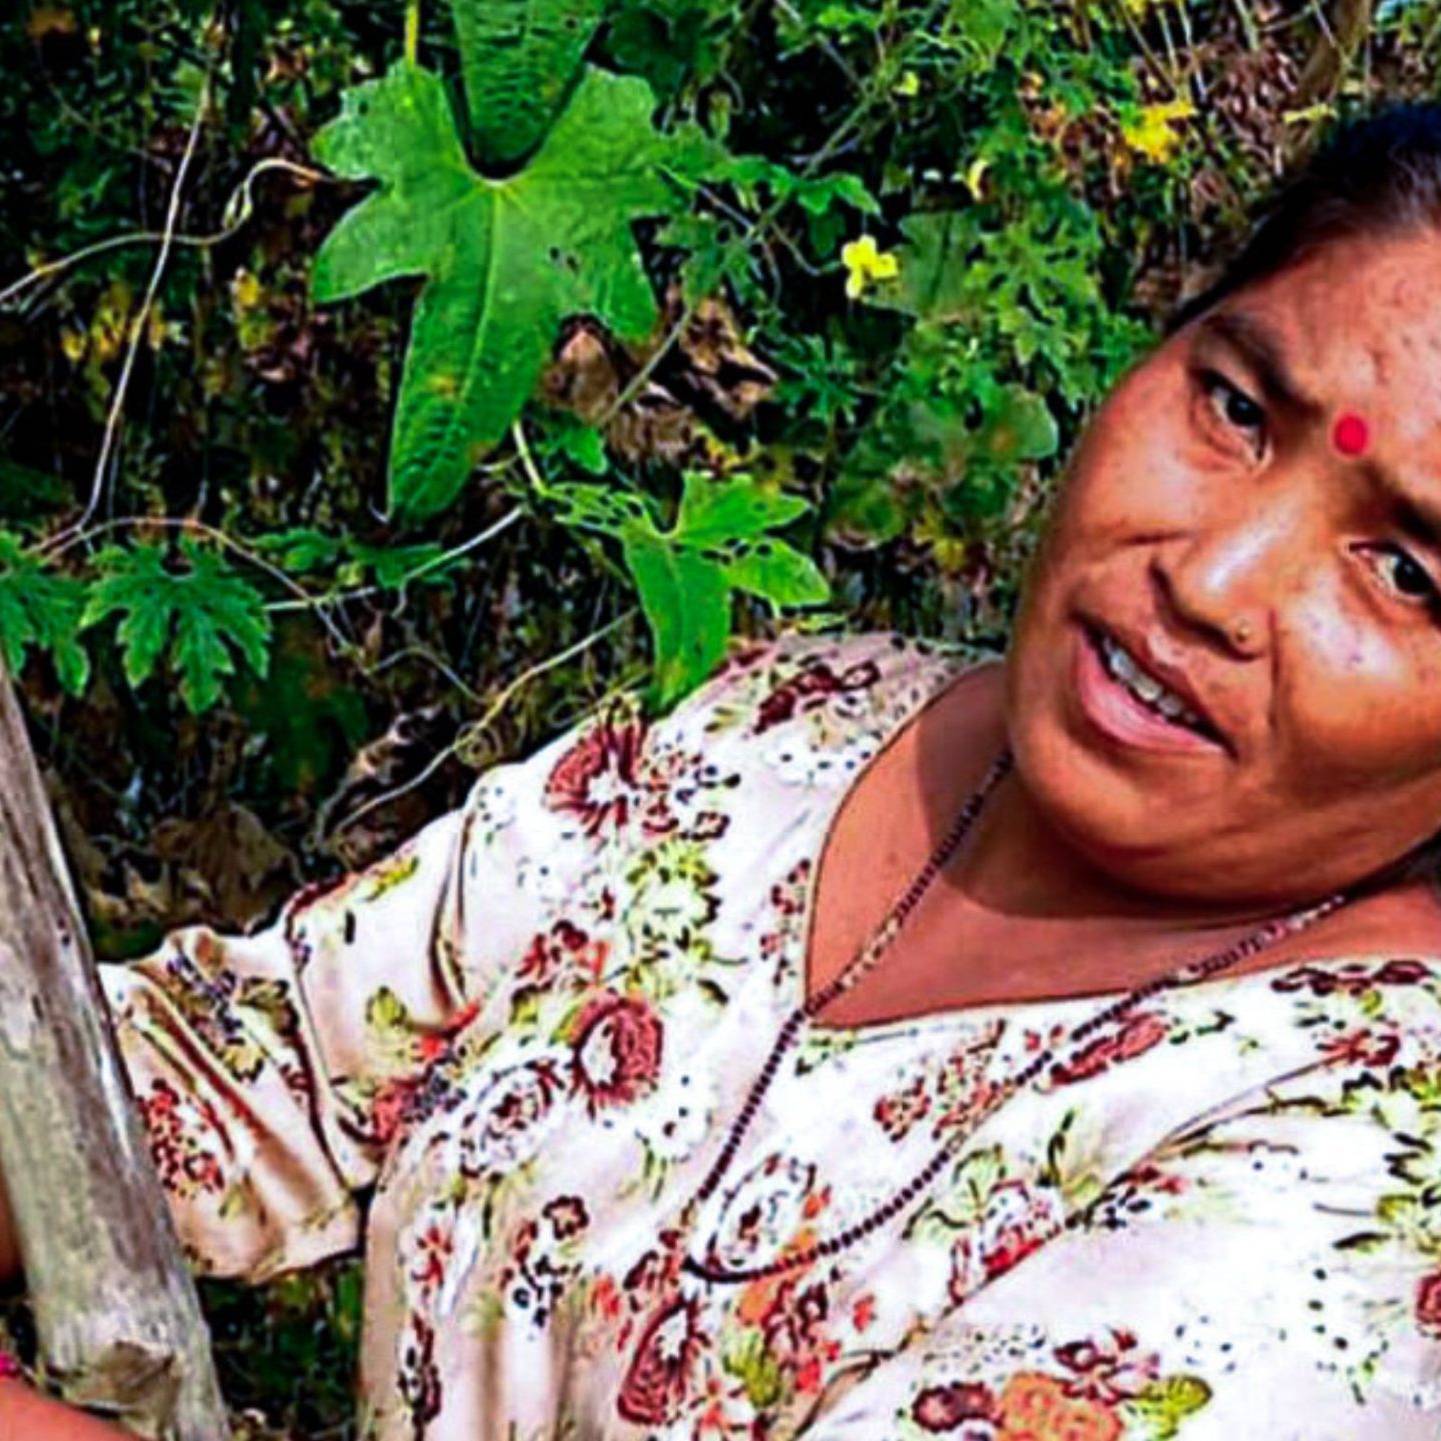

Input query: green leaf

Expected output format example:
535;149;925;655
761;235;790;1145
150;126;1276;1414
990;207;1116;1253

623;531;732;706
553;471;829;706
718;538;829;607
251;527;346;574
976;384;1059;464
825;461;911;547
0;532;90;694
252;529;456;592
312;62;720;522
449;0;607;168
674;475;810;543
868;210;976;323
551;419;609;475
346;540;452;589
82;540;272;714
232;621;369;794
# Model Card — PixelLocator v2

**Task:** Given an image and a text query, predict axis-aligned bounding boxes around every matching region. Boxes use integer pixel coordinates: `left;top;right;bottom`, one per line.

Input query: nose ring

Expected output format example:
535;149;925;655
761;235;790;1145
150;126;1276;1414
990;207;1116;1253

1230;617;1254;647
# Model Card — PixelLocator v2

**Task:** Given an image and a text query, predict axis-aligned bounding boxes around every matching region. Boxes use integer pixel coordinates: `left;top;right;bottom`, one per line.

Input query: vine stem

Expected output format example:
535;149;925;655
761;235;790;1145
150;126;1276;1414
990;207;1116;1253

45;23;219;553
35;508;532;668
405;0;421;64
319;607;638;849
0;158;329;315
263;505;525;615
510;419;550;499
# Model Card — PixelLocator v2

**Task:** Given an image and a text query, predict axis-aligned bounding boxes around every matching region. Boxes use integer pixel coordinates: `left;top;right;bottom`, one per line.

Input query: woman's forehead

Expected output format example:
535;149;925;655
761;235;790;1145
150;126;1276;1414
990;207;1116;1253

1211;233;1441;444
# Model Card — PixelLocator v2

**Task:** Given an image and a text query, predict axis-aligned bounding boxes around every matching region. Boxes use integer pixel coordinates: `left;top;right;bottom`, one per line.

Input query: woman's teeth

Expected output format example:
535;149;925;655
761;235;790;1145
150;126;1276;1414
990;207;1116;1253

1097;632;1204;730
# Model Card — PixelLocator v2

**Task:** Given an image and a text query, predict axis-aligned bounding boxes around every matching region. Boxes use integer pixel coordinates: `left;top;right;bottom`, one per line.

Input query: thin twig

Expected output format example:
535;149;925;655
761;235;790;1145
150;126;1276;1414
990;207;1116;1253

327;609;637;845
404;508;524;584
367;644;486;705
1230;0;1262;50
509;419;549;498
1105;0;1175;91
771;0;863;87
47;46;216;547
265;506;527;616
0;158;328;315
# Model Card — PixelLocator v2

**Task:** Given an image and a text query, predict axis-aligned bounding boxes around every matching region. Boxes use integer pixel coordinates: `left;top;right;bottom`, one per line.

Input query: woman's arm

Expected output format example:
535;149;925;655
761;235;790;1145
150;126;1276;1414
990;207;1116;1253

0;1379;131;1440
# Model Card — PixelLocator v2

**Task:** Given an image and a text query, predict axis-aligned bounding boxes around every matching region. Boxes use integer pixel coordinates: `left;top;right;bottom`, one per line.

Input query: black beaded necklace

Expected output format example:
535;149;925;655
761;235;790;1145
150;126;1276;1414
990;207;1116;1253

675;744;1350;1285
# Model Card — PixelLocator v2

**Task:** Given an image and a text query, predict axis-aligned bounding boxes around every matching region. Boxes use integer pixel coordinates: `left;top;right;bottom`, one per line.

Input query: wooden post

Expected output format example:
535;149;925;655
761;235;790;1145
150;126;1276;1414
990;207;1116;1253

0;665;229;1439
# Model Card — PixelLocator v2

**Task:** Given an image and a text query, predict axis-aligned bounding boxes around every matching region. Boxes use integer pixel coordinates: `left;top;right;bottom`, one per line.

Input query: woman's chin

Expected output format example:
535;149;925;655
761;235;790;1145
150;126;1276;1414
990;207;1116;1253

1006;681;1244;902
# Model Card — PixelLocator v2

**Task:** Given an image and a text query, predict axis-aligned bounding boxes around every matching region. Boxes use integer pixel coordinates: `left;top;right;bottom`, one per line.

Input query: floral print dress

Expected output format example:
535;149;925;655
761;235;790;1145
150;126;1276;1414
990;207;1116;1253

99;630;1441;1440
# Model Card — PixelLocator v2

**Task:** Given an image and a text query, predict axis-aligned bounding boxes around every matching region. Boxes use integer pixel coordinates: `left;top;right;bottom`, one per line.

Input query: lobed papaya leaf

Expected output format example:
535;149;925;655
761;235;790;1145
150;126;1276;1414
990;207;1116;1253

311;62;722;523
449;0;607;168
82;539;272;714
0;531;90;694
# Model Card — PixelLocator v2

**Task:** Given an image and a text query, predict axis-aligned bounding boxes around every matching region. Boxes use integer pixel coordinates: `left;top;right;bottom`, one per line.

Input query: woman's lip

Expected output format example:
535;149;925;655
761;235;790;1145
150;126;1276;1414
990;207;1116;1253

1072;624;1227;757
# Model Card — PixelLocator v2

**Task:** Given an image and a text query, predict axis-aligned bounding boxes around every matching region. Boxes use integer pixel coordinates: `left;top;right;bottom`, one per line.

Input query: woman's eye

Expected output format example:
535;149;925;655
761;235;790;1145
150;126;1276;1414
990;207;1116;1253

1199;370;1265;451
1365;543;1441;606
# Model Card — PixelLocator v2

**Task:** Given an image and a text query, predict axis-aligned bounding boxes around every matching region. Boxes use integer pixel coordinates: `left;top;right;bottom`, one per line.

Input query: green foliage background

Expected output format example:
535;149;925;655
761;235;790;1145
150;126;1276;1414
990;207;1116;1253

1;0;1438;1432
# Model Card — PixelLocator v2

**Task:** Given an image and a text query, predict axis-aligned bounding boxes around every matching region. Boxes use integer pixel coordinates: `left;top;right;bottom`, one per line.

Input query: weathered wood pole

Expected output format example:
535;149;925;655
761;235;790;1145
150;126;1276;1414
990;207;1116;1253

0;663;229;1438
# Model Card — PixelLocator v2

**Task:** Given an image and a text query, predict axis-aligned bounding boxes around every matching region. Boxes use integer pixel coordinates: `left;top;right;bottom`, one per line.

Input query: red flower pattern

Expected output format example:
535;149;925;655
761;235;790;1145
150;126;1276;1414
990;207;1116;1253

137;1079;225;1199
753;656;883;734
1273;958;1432;997
911;1381;997;1433
518;919;609;988
874;1073;931;1141
616;1295;706;1426
1050;1012;1169;1086
1321;1030;1402;1068
1416;1271;1441;1336
544;712;648;837
569;991;664;1113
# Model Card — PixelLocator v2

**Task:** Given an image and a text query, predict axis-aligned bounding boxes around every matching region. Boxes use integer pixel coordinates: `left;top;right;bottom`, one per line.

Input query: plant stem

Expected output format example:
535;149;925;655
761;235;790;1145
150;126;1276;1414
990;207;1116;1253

405;0;421;65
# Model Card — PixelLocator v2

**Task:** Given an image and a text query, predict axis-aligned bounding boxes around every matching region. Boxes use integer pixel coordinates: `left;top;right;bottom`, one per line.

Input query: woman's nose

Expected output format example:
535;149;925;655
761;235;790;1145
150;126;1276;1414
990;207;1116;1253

1148;493;1304;658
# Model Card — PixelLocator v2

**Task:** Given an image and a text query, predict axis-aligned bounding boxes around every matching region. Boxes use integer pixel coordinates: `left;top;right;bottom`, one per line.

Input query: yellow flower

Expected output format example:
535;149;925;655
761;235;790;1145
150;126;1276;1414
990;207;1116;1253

230;268;263;311
840;234;899;300
1122;98;1196;164
961;156;990;201
60;327;87;364
915;506;969;575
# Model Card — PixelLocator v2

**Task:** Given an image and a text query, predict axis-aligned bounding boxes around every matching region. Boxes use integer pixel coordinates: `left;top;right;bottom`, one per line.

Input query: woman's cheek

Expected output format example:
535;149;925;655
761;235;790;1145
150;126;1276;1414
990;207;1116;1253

1282;598;1441;785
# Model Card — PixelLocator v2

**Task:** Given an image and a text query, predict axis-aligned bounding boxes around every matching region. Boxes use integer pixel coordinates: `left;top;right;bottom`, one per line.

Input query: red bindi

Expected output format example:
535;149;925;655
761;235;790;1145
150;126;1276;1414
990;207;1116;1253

1333;412;1370;457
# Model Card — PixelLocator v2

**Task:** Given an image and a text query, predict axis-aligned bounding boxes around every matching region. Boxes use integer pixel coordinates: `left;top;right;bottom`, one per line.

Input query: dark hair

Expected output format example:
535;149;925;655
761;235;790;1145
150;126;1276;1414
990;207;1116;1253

1166;102;1441;334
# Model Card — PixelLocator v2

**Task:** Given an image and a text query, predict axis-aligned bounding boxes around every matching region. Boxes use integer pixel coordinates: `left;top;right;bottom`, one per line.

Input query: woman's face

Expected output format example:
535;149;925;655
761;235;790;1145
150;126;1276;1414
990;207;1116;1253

1007;228;1441;905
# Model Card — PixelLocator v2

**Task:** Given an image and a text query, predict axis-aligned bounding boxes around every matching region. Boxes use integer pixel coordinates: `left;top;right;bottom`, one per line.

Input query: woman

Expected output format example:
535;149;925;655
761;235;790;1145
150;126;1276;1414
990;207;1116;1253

7;105;1441;1440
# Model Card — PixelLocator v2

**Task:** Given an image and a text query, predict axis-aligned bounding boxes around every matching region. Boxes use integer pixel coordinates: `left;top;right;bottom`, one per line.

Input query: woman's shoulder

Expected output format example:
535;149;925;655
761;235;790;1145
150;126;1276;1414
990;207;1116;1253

659;627;1000;754
459;629;999;870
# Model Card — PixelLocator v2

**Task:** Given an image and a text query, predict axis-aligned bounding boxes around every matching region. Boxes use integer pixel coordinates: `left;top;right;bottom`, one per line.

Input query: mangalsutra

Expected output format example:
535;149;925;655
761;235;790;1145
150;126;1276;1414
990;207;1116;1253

615;745;1349;1426
676;745;1347;1284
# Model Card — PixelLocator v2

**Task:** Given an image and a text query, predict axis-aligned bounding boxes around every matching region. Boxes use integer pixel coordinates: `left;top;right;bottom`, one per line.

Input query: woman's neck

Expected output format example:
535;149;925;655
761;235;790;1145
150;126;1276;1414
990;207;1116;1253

940;666;1311;943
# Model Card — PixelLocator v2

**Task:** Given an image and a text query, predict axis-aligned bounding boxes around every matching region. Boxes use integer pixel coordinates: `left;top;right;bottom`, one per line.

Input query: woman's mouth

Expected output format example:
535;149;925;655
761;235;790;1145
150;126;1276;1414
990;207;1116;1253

1073;623;1228;756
